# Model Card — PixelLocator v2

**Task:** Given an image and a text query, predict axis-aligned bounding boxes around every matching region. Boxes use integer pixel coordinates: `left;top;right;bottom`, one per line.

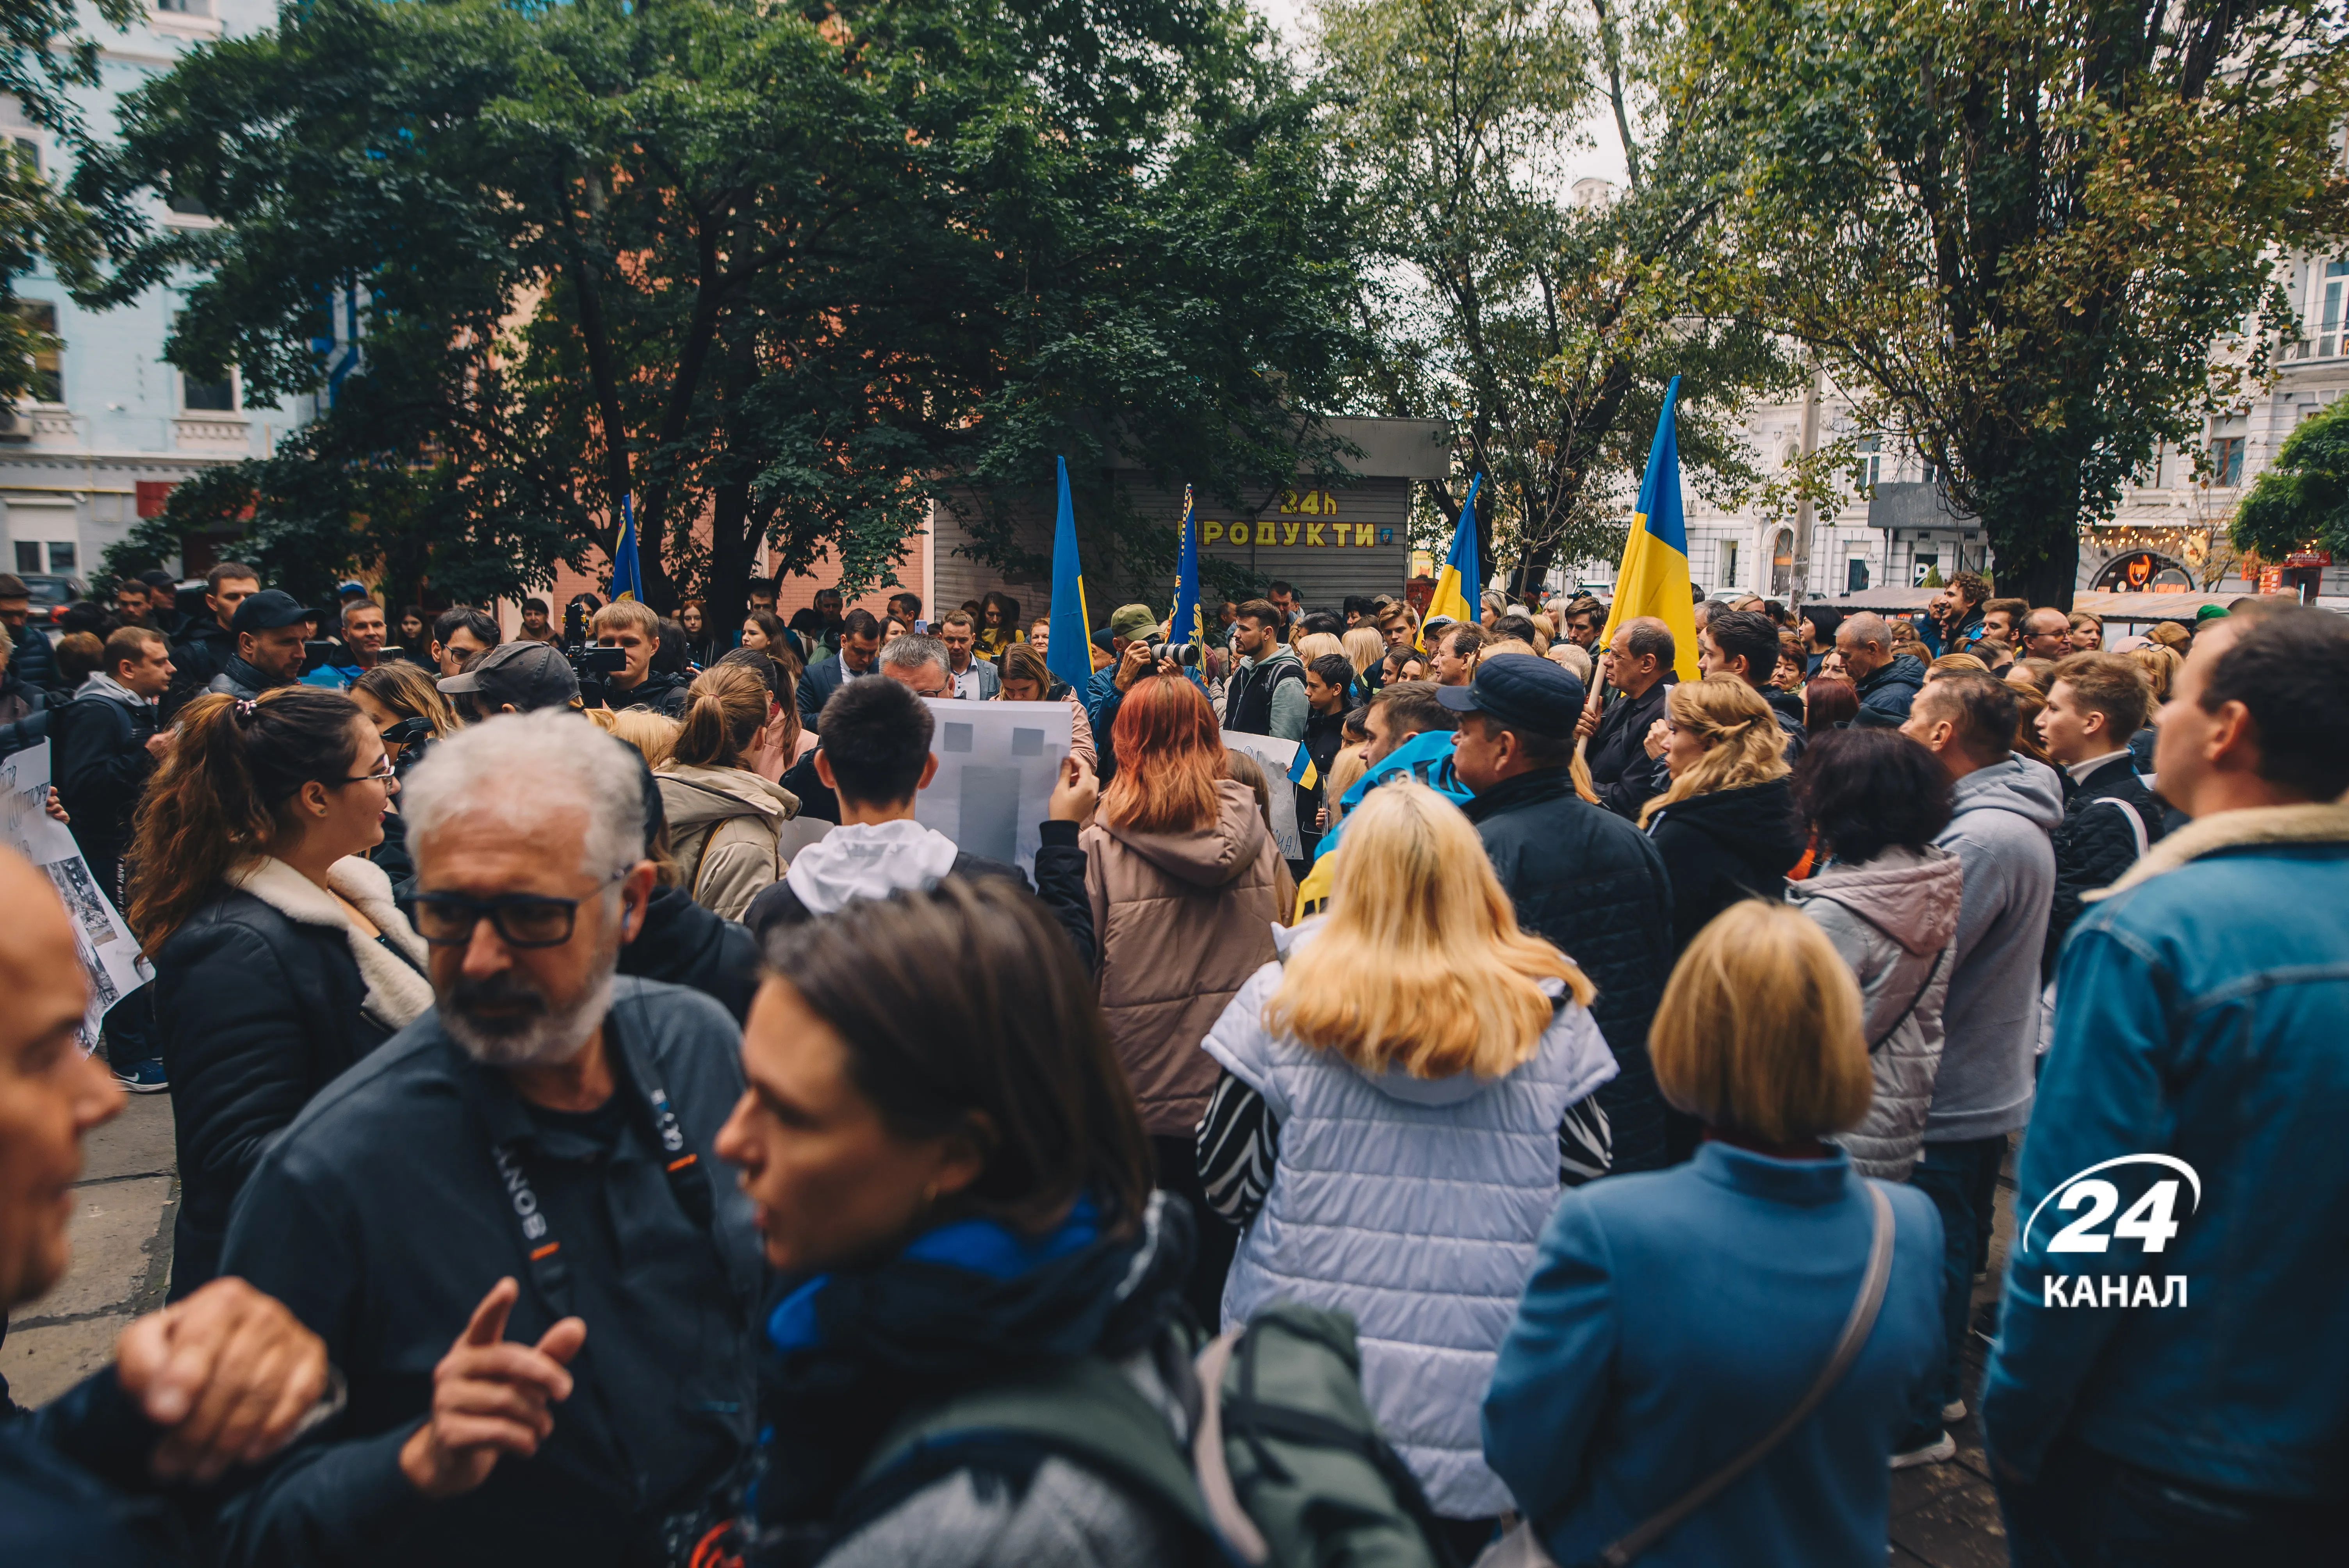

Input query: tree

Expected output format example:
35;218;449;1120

1316;0;1793;594
1682;0;2349;608
86;0;1362;627
2235;398;2349;561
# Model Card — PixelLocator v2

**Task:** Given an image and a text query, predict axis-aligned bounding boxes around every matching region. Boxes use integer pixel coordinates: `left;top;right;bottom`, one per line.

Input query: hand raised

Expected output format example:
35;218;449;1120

397;1278;586;1501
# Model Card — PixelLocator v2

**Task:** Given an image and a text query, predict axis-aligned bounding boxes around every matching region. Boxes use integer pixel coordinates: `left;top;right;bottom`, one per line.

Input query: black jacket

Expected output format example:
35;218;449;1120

1644;776;1807;954
1463;767;1677;1173
204;656;287;702
53;688;158;907
211;981;762;1568
2043;755;2167;976
1;1371;192;1567
152;887;395;1299
165;621;236;717
618;883;762;1021
1585;679;1672;820
610;667;690;717
743;820;1096;971
9;620;59;695
0;670;50;757
1768;700;1808;763
1851;654;1926;729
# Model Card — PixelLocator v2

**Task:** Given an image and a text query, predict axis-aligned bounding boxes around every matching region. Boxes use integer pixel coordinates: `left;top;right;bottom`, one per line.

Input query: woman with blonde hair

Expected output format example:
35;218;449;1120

1341;624;1387;685
1640;674;1805;954
654;662;797;918
1292;629;1346;668
1080;673;1289;1322
1486;902;1944;1568
1199;781;1615;1550
585;704;681;768
349;660;463;893
2123;641;2181;777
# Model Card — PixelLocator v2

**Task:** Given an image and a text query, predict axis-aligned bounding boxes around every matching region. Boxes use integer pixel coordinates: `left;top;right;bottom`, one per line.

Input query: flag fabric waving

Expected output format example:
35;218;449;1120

1167;485;1203;654
1597;376;1699;680
1422;472;1483;640
609;493;643;603
1045;456;1093;694
1290;729;1472;920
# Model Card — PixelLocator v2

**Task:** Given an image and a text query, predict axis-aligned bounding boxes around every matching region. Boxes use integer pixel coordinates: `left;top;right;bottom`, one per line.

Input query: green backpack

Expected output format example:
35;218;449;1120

841;1304;1461;1568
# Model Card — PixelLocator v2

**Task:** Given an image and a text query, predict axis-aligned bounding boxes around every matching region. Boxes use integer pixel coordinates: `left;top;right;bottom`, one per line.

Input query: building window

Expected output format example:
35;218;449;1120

46;541;74;573
16;300;61;403
1847;557;1870;593
183;368;237;412
165;187;212;218
1720;539;1739;586
11;542;35;573
9;137;38;176
2208;435;2246;487
1853;435;1880;493
1770;528;1795;595
2317;260;2347;359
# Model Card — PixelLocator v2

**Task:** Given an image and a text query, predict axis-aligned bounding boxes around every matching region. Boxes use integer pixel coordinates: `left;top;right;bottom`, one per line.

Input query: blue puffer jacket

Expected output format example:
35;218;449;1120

1484;1142;1943;1568
1982;802;2349;1500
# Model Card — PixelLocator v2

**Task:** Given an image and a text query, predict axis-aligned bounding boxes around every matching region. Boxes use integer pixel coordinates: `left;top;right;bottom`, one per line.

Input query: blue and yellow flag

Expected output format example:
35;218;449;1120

1597;377;1699;681
1045;456;1093;694
609;493;643;603
1287;745;1318;792
1291;729;1471;920
1167;485;1203;654
1422;472;1483;642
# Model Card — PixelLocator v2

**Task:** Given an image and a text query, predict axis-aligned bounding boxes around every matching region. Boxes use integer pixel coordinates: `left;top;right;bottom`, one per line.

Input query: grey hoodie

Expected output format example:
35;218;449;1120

1925;755;2061;1141
1790;845;1963;1178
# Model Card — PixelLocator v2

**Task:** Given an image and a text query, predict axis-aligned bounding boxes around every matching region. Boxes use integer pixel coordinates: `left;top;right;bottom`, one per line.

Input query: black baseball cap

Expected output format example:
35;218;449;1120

437;641;580;712
230;588;316;634
1437;652;1587;737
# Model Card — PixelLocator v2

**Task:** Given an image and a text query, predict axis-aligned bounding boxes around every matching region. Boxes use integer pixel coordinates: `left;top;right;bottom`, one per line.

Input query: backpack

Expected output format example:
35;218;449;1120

832;1303;1461;1568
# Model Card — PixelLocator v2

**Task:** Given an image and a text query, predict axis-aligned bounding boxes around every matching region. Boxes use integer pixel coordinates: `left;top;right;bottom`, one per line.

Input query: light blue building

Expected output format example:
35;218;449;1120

2;0;310;589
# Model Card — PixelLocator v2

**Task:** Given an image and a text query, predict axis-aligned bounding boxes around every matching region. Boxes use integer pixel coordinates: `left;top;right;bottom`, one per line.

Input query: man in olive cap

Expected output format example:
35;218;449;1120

1083;603;1176;786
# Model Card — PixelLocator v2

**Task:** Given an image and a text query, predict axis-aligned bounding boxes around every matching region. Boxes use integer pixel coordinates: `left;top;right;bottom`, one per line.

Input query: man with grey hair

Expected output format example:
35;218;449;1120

779;632;957;823
1837;611;1926;727
210;711;765;1566
1577;616;1678;818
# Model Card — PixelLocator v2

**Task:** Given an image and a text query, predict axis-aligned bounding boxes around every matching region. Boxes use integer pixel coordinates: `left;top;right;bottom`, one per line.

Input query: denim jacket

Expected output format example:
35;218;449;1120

1981;802;2349;1500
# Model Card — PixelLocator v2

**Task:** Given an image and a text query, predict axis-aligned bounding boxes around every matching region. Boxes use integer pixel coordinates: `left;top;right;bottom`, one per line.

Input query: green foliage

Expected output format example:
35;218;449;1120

1679;0;2349;607
80;0;1362;624
2235;400;2349;559
1317;0;1795;590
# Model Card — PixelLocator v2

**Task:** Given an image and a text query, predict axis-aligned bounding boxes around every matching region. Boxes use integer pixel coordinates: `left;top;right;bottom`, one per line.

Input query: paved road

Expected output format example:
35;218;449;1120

3;1094;2016;1562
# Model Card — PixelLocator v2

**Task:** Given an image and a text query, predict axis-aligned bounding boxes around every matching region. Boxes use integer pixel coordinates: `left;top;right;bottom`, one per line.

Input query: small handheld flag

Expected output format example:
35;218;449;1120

1167;486;1203;654
609;494;643;603
1044;457;1093;694
1422;474;1483;644
1286;745;1318;792
1597;378;1699;680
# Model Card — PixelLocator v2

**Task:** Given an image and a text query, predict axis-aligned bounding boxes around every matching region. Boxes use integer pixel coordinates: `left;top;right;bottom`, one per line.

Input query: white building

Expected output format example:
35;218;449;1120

2;0;307;592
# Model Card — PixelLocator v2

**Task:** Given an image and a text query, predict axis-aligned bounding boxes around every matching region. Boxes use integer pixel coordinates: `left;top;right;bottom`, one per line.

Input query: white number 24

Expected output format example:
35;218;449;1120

2048;1179;2183;1253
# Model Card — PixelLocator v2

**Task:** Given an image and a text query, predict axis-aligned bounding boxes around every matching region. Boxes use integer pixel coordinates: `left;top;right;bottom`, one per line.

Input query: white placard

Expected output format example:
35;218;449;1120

913;699;1073;877
1221;729;1305;861
0;741;152;1050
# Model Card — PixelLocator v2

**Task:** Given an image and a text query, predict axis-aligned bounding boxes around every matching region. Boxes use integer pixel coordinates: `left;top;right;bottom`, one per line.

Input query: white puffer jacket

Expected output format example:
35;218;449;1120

1789;845;1964;1180
1202;933;1618;1518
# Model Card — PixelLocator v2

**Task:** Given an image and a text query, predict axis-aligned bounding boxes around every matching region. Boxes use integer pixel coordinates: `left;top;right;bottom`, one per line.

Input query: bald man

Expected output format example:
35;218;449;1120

1837;611;1926;727
0;848;332;1563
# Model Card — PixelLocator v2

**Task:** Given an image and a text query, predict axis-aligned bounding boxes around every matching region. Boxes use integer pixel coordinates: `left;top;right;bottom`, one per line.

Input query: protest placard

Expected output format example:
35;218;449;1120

0;742;151;1050
1220;729;1305;860
913;699;1072;877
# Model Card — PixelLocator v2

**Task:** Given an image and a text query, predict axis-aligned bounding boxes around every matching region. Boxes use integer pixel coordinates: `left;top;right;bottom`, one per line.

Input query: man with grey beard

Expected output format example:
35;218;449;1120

207;711;765;1568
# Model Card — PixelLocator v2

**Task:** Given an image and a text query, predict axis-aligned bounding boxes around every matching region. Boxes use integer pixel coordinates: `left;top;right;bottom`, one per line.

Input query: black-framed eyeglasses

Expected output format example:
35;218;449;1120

332;757;397;787
412;869;628;949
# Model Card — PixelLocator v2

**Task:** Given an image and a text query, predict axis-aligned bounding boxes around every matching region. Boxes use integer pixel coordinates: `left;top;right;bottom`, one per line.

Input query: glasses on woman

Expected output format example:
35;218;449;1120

333;757;397;786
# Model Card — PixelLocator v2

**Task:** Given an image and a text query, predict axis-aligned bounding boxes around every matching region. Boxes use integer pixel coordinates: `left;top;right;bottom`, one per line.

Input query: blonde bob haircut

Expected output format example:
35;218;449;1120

1637;674;1791;828
1651;901;1873;1143
1263;781;1593;1080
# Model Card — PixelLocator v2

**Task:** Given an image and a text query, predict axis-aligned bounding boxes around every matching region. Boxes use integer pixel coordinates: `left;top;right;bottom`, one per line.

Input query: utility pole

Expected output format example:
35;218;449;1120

1786;359;1824;619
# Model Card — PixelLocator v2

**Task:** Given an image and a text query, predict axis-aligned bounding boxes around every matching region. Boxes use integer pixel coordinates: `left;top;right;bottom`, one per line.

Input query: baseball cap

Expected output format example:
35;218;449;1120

437;641;580;711
230;589;315;634
1108;603;1160;642
1437;652;1587;737
2194;604;2230;624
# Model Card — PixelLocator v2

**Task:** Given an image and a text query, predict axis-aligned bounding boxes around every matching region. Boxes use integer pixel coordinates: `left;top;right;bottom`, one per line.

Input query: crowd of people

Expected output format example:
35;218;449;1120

1;557;2344;1568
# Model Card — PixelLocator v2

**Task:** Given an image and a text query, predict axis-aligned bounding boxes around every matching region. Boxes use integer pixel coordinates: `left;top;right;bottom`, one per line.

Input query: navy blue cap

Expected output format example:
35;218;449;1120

1437;652;1587;736
230;588;315;634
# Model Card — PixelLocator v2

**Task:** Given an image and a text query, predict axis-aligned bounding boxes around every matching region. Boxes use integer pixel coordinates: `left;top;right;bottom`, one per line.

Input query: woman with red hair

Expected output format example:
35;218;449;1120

1081;674;1291;1324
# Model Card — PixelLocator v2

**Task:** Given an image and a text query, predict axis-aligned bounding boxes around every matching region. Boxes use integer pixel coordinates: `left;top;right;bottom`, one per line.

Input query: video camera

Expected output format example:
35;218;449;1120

561;599;629;704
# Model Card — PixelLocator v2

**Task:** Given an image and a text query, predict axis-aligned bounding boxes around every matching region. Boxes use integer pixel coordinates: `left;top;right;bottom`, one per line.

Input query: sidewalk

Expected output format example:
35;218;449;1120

3;1093;178;1408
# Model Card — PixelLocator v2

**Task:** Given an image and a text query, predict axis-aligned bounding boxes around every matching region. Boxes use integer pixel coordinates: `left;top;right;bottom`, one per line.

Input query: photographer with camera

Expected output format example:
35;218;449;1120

1081;604;1193;788
590;600;689;716
1224;597;1308;743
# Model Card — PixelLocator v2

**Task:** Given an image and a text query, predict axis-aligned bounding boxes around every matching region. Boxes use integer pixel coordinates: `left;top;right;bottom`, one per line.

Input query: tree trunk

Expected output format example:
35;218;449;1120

708;477;757;638
1971;444;2086;611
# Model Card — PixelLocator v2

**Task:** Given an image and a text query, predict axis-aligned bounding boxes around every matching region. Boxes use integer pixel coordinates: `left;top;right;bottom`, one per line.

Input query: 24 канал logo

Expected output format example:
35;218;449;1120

2020;1155;2199;1310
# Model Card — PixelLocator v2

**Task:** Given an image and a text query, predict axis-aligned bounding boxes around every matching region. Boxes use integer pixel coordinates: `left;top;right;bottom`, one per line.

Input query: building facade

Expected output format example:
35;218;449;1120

1;0;302;591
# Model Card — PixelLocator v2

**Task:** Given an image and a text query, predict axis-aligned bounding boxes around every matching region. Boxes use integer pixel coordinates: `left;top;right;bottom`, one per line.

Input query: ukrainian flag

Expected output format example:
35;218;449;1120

1167;485;1203;653
1287;745;1318;792
1597;376;1699;680
609;493;643;603
1044;457;1093;694
1422;472;1483;640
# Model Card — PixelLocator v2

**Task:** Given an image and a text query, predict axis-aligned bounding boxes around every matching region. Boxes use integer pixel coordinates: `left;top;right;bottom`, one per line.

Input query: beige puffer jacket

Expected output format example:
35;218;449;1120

1789;844;1964;1180
655;762;799;921
1082;778;1293;1135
